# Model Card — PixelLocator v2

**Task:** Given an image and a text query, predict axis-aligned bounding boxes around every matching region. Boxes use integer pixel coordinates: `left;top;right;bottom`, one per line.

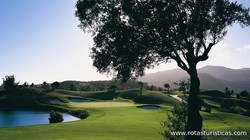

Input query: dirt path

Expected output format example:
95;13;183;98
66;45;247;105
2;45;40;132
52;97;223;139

170;95;187;104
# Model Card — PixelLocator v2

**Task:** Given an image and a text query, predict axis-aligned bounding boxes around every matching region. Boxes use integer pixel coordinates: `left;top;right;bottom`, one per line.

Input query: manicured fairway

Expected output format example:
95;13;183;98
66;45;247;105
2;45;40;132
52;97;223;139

0;90;250;140
0;102;168;140
69;102;137;108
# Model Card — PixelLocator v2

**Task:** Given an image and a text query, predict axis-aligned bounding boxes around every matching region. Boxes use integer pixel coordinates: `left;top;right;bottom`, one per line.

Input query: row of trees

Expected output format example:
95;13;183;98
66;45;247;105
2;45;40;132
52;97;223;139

1;75;61;92
225;87;250;99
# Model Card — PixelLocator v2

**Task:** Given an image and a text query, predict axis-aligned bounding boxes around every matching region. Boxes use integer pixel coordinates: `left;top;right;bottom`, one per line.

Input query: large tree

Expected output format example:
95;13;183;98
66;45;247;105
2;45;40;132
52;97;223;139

2;75;18;91
75;0;250;139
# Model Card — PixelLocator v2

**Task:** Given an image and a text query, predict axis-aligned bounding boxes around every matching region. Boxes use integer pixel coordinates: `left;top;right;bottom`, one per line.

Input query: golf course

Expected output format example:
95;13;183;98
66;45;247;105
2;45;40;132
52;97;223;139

0;89;249;140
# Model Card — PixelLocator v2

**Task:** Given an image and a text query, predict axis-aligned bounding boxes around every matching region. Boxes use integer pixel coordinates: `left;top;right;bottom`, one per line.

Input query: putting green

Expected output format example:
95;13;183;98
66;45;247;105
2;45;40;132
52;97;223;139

69;101;138;108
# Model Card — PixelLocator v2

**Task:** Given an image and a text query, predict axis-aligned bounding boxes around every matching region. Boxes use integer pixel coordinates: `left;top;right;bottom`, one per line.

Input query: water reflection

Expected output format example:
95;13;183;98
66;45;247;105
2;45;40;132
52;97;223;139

0;109;80;127
137;105;160;110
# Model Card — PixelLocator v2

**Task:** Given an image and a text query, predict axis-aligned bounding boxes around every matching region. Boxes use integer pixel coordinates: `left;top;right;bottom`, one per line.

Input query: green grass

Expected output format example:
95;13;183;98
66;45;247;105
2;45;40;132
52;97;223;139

0;102;167;140
47;89;180;105
200;90;227;98
69;102;137;108
0;89;250;140
202;111;250;140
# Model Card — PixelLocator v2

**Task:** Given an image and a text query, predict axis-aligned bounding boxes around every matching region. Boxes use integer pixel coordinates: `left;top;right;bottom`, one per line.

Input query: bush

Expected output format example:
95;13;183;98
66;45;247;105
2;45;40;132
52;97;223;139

236;94;241;99
108;85;118;93
49;110;64;123
240;90;249;98
161;102;187;140
204;106;212;113
70;110;90;119
241;110;250;117
78;111;89;119
221;99;236;109
2;75;19;91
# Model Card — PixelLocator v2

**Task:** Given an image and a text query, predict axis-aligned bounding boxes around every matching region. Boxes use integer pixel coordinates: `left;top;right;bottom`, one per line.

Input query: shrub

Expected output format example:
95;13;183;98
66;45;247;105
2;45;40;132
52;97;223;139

49;110;64;123
204;106;212;113
236;94;241;99
78;111;89;119
51;81;60;90
221;99;236;109
161;102;187;140
240;90;249;98
108;85;118;93
241;110;250;117
2;75;19;91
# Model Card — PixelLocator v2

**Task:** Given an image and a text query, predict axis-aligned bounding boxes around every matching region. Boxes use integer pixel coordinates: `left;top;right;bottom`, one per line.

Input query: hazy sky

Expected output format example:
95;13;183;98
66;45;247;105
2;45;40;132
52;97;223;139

1;0;250;85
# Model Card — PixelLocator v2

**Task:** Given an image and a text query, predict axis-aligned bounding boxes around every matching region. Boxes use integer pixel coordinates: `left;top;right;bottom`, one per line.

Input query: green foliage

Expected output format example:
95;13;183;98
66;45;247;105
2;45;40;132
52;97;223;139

2;75;19;91
164;83;170;95
224;87;234;97
221;99;236;109
82;85;97;91
69;85;77;91
76;1;250;138
200;90;226;98
204;106;212;113
51;81;60;90
78;111;90;119
240;90;249;98
23;82;29;87
164;83;170;89
49;110;64;123
108;85;118;93
76;0;250;81
146;85;163;91
41;81;50;91
161;102;187;140
60;80;147;91
70;110;90;119
30;83;35;87
174;80;190;92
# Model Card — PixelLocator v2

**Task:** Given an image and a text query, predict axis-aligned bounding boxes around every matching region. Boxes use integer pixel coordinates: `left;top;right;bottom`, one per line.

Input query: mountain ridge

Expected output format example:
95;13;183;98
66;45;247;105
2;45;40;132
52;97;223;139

139;65;250;92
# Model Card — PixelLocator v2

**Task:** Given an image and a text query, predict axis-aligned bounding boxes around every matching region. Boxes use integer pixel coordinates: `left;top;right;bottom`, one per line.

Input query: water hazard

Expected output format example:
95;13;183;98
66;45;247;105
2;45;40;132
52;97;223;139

0;108;80;127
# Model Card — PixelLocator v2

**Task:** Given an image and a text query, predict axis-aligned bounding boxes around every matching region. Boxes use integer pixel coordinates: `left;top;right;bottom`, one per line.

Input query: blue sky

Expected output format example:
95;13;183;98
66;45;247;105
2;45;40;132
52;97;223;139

0;0;250;85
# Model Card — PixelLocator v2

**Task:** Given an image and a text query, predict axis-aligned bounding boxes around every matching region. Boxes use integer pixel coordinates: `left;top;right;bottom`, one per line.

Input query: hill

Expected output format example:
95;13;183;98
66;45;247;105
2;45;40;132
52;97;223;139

139;65;250;92
59;80;148;91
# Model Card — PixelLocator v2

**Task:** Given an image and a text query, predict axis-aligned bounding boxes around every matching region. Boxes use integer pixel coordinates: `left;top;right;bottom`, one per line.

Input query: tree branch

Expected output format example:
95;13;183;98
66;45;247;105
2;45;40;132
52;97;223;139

198;43;214;61
170;51;189;72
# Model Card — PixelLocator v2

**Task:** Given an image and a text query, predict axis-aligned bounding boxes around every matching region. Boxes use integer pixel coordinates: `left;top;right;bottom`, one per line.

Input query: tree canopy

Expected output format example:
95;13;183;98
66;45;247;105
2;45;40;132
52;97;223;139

76;0;250;139
76;0;250;81
51;81;60;90
2;75;19;91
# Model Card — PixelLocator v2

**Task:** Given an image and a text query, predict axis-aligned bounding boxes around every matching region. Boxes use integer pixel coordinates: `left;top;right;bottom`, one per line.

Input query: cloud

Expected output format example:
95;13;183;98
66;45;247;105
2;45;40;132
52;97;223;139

235;44;250;51
209;42;231;60
244;44;250;49
236;48;242;51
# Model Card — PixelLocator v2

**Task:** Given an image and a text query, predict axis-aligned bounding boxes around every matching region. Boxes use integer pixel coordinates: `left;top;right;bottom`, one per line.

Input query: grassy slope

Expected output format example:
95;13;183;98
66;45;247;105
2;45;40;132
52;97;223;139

203;112;250;140
174;90;250;139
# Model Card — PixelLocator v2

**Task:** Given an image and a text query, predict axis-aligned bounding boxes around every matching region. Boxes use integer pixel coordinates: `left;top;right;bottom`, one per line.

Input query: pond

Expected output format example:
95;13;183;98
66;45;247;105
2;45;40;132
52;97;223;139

50;99;63;103
69;98;88;103
0;109;80;127
137;105;160;110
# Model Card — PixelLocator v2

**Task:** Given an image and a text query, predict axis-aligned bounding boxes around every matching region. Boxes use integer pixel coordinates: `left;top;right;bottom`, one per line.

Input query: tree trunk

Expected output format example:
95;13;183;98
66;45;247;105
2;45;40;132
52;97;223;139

185;65;203;140
139;83;143;97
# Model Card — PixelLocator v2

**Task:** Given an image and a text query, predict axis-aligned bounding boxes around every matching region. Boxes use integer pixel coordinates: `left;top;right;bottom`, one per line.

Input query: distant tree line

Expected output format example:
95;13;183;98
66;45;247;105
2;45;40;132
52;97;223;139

224;87;250;100
58;80;149;92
